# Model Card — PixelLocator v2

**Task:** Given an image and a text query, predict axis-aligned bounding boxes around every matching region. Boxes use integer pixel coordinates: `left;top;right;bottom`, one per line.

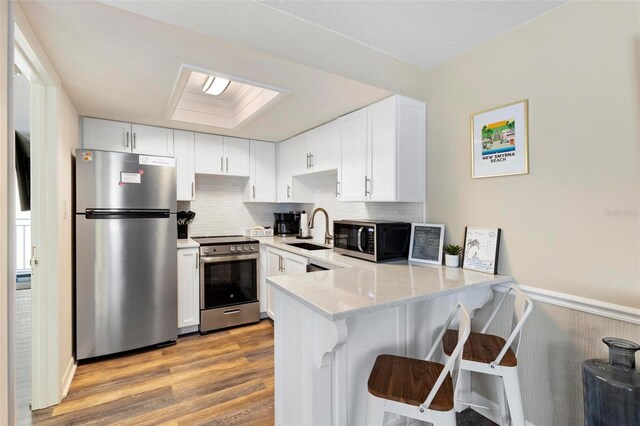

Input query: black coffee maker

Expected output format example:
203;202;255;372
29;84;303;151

274;211;302;236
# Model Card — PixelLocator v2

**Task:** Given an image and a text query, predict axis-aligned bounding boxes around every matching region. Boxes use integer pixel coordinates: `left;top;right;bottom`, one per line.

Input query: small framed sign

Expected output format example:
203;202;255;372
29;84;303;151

409;223;445;265
462;227;501;274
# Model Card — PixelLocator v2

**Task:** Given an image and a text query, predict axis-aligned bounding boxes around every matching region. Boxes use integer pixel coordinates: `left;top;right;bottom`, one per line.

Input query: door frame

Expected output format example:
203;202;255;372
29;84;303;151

14;12;62;411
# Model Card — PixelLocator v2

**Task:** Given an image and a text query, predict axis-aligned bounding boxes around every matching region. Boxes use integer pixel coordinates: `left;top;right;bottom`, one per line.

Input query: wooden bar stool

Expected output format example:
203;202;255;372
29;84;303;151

367;303;471;426
442;286;533;426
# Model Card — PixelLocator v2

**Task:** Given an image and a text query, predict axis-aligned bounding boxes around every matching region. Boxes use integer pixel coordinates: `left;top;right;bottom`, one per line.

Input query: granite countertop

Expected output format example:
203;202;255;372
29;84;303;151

177;238;199;249
261;236;512;321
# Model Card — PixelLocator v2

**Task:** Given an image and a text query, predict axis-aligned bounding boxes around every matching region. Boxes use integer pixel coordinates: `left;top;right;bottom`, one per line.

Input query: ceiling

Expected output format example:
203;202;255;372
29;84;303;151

18;1;564;142
18;1;392;142
260;1;565;70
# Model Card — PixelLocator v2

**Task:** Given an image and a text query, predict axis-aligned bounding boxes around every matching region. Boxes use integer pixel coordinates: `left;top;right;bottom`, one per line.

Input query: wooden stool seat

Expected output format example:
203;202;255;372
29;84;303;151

442;329;518;367
367;354;454;411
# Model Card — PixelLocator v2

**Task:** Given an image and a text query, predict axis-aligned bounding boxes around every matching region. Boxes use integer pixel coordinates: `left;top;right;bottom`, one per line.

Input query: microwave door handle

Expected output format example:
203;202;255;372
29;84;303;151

357;227;365;252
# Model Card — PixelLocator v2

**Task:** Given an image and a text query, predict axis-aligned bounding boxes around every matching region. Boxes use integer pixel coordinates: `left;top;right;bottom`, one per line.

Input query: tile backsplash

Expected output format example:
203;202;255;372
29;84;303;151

178;172;424;238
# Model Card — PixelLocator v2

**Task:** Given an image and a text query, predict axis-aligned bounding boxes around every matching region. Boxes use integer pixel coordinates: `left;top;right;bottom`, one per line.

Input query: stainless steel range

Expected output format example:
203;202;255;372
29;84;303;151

193;236;260;333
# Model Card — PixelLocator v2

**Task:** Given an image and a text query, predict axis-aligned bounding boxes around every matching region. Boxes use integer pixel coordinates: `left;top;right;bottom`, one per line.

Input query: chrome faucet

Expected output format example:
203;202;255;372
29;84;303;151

308;208;333;245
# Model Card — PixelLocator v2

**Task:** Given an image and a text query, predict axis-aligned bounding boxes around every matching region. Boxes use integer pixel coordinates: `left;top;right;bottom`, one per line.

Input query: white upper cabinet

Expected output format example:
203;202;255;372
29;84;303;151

367;97;397;201
131;124;174;157
338;95;426;202
194;133;250;177
339;108;368;201
82;118;174;157
277;139;294;202
310;120;341;173
194;133;225;174
174;130;195;201
82;118;132;153
223;137;251;177
247;140;277;202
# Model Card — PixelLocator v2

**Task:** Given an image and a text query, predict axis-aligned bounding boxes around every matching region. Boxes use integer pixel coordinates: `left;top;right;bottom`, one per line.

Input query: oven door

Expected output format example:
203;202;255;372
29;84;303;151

200;253;258;310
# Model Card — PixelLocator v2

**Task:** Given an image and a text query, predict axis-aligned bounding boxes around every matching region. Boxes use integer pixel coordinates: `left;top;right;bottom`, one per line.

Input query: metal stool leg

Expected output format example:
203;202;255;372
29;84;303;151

501;367;525;426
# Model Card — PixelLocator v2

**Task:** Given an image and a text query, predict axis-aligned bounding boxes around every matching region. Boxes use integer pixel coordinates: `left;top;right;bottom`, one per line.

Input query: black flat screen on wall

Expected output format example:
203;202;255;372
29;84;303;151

15;130;30;211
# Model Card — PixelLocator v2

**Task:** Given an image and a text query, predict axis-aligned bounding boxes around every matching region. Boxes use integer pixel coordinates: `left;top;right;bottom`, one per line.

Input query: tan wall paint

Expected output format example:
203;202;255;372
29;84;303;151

1;1;11;422
57;89;78;393
426;1;640;308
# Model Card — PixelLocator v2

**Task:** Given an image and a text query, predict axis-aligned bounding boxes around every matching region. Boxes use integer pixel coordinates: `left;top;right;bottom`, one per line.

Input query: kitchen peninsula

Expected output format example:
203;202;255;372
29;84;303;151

264;238;512;425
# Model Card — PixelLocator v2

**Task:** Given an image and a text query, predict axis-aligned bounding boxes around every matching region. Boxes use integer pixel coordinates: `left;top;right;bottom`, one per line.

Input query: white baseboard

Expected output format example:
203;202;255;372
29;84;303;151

492;283;640;325
61;356;76;398
178;324;199;335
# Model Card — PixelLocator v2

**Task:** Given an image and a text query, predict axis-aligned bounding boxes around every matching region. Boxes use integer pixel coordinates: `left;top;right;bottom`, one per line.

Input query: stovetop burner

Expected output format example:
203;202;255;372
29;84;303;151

193;235;259;246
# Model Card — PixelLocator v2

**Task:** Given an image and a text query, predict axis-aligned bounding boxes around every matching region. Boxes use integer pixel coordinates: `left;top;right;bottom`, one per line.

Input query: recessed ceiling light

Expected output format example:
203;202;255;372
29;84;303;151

202;76;231;96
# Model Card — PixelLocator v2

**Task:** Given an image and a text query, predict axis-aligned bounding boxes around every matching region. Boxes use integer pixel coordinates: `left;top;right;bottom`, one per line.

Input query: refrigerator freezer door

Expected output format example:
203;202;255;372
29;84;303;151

76;214;178;360
76;149;177;212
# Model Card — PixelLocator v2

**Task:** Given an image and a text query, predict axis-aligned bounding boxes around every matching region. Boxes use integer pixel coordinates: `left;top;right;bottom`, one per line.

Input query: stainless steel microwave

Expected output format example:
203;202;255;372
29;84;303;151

333;220;411;262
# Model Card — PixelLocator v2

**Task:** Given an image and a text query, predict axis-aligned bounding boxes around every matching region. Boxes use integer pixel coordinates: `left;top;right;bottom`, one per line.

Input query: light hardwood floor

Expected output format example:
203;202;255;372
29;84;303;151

26;320;274;425
16;289;32;426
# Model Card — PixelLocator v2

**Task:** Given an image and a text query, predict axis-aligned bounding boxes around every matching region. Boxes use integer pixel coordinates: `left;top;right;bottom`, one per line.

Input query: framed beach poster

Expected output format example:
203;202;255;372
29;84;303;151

409;223;445;265
471;99;528;178
462;227;501;274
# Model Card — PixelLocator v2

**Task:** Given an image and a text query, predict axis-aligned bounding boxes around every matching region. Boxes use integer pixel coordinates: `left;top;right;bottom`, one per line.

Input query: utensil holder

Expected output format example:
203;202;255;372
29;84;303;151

178;224;188;239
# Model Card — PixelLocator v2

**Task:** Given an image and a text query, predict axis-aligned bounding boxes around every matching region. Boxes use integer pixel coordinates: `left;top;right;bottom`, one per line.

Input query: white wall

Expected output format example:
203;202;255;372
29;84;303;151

56;89;78;395
301;171;424;241
177;174;300;237
425;1;640;308
15;1;80;406
179;171;424;238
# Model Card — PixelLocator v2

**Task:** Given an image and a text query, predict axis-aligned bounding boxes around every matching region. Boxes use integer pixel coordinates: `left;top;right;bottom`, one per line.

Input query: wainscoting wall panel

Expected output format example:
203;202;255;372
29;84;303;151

473;288;640;426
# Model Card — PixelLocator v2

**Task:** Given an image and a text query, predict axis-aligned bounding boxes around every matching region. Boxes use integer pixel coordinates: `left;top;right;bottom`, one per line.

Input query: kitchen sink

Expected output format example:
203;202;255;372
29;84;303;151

286;242;332;251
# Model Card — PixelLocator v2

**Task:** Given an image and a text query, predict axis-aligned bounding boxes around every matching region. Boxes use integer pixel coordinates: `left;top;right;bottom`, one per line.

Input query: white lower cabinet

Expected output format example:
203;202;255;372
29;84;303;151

264;246;309;320
177;247;200;332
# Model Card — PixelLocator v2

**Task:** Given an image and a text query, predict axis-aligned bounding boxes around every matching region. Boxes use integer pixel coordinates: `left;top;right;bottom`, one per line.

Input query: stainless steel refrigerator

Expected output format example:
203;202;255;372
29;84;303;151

75;149;177;360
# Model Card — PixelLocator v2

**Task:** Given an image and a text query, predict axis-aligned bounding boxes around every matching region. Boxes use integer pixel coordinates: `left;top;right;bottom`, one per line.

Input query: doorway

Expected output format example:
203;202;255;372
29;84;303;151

13;64;33;425
11;17;65;423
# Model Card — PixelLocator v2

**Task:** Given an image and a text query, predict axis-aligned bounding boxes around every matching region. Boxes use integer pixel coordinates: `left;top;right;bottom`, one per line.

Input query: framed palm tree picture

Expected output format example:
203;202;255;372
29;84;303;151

471;99;528;178
462;227;501;274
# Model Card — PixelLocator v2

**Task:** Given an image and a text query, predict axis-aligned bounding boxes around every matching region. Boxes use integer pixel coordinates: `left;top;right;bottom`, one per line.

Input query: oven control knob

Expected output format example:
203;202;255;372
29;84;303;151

230;246;236;252
237;245;244;252
250;245;257;251
244;245;250;251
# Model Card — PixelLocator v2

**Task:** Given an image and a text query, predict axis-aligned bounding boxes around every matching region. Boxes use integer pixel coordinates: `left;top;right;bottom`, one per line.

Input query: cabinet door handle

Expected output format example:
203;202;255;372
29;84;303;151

252;185;256;200
125;131;130;149
336;181;340;197
287;185;291;199
220;157;224;172
191;181;195;199
306;153;310;169
196;252;199;269
278;256;282;272
364;176;369;196
132;133;136;150
310;153;313;168
226;157;229;173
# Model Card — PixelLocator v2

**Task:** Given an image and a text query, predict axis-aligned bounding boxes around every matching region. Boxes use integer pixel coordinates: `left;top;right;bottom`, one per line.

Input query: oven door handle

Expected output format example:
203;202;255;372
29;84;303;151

199;253;259;264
